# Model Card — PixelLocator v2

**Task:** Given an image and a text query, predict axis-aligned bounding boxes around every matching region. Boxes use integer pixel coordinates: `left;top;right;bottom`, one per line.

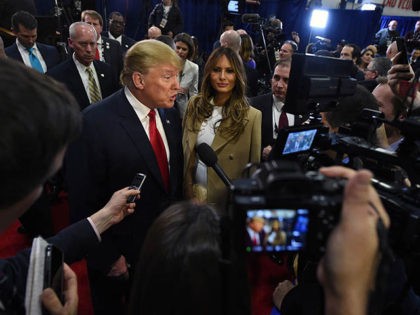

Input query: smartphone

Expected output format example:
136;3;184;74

127;172;146;203
396;37;409;65
245;208;309;253
43;244;64;305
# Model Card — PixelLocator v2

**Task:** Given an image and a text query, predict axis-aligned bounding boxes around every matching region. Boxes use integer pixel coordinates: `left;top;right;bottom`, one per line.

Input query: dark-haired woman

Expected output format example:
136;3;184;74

183;47;261;213
174;32;199;118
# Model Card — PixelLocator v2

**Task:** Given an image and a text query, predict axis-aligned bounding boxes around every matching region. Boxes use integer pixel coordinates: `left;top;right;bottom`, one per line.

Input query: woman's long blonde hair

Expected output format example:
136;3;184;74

185;47;250;140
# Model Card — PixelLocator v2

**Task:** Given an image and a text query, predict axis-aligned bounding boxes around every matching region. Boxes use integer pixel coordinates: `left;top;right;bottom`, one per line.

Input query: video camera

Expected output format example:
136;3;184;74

222;54;420;293
229;159;345;261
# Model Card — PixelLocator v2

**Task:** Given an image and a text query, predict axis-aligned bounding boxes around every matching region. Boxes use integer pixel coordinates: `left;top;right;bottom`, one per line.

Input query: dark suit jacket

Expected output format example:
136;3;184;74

148;3;183;35
5;42;62;71
46;59;119;111
0;219;99;314
65;89;183;273
102;32;136;53
100;36;123;77
250;93;307;150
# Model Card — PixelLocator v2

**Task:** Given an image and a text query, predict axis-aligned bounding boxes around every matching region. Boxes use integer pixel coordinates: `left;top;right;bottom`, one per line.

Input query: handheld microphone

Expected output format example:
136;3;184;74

241;13;262;24
196;143;232;188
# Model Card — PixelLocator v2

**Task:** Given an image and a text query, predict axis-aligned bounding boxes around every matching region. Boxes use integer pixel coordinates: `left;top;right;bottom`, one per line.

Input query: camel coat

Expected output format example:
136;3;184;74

182;105;261;213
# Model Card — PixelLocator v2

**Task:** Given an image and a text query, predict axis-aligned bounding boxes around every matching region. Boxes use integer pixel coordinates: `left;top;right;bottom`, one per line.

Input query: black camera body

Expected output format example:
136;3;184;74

229;160;345;261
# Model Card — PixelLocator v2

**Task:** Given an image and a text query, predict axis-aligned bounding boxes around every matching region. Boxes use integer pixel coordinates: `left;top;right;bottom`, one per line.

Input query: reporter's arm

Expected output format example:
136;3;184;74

48;187;139;264
318;167;390;315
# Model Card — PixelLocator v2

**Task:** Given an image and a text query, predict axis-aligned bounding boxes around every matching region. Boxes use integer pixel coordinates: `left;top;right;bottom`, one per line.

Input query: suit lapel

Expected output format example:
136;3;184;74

211;118;237;153
160;109;179;191
69;60;90;106
115;93;166;190
93;61;107;94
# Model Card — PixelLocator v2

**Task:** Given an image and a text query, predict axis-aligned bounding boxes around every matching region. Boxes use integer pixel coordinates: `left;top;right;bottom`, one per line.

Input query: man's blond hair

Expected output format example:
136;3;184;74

121;40;182;86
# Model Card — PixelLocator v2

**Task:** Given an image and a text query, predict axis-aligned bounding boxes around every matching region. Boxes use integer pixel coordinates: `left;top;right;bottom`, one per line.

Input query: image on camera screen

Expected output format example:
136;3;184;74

245;209;309;253
282;129;317;155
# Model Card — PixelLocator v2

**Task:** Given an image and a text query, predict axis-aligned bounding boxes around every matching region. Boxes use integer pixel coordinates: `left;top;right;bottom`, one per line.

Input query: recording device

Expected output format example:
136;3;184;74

284;54;357;115
127;173;146;203
43;244;64;314
196;143;232;187
270;125;322;159
396;37;409;65
230;160;344;259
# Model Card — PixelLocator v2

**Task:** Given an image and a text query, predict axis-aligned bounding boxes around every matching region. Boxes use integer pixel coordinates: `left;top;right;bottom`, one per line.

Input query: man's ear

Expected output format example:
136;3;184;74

132;72;145;89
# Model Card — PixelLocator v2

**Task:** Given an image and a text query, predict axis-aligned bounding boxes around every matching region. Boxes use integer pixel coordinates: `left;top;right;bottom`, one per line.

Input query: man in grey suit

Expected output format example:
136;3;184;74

47;22;119;111
250;59;307;160
5;11;61;72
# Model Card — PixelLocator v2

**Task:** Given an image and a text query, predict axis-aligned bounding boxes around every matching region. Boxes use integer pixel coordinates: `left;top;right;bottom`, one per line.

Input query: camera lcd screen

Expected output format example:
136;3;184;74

245;208;309;252
282;129;317;155
227;0;243;14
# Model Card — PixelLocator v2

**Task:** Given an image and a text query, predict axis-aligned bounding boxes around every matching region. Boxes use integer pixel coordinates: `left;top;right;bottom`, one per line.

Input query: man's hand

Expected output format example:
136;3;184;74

388;51;415;96
107;255;128;278
89;187;139;234
41;263;78;315
262;145;272;160
317;166;390;315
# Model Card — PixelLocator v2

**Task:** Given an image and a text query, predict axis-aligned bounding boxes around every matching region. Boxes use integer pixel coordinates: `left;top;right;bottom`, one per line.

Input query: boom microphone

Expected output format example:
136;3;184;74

241;13;262;24
196;143;233;188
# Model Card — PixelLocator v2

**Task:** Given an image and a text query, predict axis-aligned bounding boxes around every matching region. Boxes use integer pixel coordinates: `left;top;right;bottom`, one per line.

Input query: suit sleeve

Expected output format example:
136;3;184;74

249;109;262;164
148;5;158;27
0;219;99;312
171;6;183;35
189;63;199;98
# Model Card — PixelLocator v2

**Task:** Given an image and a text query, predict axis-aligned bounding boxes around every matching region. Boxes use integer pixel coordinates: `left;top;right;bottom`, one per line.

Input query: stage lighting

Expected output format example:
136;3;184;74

309;9;329;28
361;3;376;10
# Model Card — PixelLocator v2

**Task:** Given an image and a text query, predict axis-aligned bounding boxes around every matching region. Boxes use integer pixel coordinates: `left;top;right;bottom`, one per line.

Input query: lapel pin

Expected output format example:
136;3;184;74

100;73;105;77
166;119;171;124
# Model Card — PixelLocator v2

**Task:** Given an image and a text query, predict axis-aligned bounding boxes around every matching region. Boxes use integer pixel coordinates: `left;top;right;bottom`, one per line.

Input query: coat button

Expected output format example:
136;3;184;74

229;154;234;160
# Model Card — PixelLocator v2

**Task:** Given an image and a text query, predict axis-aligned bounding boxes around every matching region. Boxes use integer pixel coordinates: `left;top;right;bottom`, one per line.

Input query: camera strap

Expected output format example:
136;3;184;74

368;216;395;315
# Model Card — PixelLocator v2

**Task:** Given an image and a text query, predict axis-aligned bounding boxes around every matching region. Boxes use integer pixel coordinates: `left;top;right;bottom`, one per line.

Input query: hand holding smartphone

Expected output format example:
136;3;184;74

395;37;409;65
127;173;146;203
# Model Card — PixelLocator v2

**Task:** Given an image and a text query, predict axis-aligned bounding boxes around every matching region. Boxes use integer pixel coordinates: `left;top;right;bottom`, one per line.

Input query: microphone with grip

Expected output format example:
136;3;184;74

241;13;262;24
196;143;232;188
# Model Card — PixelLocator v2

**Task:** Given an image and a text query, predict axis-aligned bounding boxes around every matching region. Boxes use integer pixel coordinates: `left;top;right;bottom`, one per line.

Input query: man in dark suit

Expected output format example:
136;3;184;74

47;22;119;111
5;10;61;73
65;39;184;314
250;59;306;160
102;11;136;53
148;0;183;37
245;216;266;247
81;10;123;77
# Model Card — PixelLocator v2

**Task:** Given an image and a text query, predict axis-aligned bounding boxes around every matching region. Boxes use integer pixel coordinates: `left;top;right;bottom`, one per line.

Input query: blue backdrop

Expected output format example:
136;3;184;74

32;0;415;53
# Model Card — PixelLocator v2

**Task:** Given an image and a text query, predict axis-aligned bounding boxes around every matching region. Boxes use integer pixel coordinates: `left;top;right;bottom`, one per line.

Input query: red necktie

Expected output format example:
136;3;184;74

95;47;100;60
278;110;289;130
252;234;258;246
148;110;170;192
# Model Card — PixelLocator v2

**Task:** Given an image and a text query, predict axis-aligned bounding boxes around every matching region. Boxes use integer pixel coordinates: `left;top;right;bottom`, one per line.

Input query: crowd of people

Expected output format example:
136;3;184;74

1;2;420;315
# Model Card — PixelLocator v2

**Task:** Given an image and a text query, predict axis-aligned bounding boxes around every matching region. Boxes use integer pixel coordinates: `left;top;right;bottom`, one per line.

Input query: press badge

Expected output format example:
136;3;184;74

160;18;168;28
